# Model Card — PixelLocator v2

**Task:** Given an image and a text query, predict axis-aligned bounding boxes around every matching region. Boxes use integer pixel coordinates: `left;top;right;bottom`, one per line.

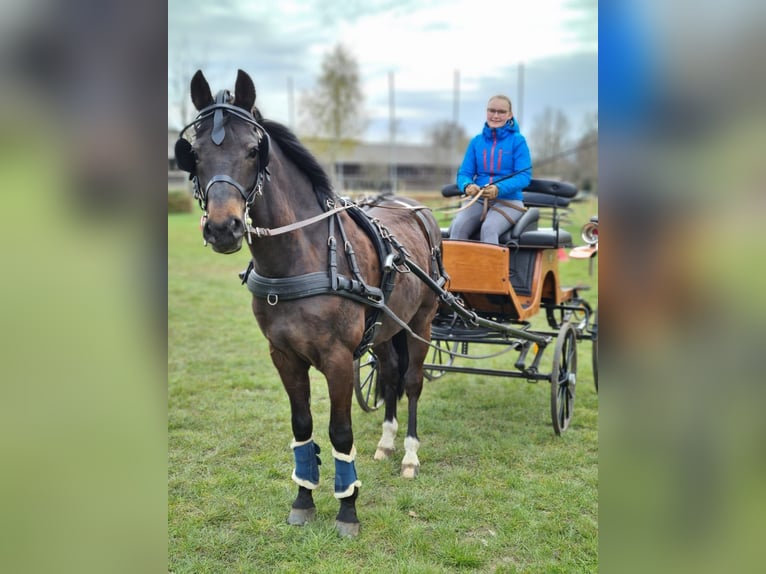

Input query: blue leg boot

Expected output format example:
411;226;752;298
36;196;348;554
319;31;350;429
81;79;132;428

291;437;321;490
333;446;361;499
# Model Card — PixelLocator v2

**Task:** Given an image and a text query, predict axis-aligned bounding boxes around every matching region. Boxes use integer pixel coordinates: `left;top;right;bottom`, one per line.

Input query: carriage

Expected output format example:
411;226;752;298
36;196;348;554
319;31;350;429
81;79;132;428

177;69;598;536
353;179;599;435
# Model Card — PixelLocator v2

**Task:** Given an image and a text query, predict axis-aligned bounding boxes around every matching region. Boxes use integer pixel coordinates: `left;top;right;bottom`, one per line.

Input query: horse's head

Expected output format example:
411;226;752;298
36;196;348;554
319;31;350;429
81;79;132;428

175;69;269;253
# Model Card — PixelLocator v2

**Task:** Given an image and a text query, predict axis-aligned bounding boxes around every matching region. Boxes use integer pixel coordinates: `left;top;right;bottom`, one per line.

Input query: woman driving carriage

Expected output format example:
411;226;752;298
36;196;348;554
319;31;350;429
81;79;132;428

451;95;532;244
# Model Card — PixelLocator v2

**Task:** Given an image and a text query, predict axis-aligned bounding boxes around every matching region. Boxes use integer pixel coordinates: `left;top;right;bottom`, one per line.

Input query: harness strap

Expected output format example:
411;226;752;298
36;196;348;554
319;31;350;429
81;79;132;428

246;269;384;304
328;214;339;290
247;203;355;238
241;198;458;358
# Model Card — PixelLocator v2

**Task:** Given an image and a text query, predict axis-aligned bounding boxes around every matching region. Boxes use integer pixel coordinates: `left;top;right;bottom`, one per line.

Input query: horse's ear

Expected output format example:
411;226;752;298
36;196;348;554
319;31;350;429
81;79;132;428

190;70;213;111
234;69;256;112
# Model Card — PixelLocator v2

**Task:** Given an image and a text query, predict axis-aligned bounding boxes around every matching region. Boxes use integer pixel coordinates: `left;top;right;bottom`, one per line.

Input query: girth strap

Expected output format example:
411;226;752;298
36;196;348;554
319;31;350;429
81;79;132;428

246;269;384;305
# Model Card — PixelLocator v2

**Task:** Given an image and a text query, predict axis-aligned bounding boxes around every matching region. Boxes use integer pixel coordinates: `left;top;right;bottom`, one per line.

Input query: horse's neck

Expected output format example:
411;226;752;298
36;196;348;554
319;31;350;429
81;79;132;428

247;158;329;276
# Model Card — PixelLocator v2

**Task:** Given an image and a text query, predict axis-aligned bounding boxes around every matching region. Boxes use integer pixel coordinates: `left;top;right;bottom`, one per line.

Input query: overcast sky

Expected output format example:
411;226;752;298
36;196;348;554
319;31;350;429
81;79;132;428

168;0;597;145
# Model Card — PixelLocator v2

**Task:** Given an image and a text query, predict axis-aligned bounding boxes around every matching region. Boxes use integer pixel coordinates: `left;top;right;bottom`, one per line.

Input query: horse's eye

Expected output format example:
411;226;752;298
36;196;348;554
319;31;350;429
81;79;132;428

247;146;258;159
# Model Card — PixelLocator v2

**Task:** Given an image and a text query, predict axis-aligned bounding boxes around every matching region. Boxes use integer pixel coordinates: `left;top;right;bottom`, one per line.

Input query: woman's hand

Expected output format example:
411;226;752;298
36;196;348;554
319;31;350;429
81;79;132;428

464;184;480;196
481;184;498;199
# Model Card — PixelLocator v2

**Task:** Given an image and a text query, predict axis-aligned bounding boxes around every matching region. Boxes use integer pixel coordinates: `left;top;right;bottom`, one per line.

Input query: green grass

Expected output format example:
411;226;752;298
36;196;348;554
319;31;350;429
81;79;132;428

168;195;598;573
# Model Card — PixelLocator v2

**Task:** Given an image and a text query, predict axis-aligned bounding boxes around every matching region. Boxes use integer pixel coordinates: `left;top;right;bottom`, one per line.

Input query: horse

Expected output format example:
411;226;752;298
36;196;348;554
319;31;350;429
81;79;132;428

174;69;444;537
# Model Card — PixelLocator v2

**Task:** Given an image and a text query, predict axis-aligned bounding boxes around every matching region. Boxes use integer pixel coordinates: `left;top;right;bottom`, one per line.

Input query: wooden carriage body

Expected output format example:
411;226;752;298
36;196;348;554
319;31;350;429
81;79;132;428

441;239;573;322
439;178;579;323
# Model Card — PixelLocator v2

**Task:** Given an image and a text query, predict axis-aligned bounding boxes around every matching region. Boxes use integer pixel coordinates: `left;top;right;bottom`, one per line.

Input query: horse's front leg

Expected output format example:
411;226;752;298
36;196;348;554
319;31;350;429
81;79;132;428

271;346;318;526
324;356;362;538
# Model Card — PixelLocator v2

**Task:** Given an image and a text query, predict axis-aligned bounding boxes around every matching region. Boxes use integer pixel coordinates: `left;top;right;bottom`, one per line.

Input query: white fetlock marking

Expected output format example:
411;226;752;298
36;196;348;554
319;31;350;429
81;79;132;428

377;419;398;451
375;419;398;460
402;436;420;469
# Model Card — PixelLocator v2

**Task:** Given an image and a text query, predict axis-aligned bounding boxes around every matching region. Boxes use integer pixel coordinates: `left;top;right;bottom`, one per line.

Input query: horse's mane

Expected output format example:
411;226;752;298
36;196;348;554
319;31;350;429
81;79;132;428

257;114;337;207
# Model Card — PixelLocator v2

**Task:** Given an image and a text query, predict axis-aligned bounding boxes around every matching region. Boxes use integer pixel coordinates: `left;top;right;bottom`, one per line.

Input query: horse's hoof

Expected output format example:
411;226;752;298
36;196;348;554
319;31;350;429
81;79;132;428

401;464;419;479
374;447;394;460
335;520;360;538
287;507;316;525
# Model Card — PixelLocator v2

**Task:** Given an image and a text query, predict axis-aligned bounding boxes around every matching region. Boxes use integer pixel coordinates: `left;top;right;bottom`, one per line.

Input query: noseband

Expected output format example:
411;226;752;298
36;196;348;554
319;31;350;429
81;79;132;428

177;90;271;232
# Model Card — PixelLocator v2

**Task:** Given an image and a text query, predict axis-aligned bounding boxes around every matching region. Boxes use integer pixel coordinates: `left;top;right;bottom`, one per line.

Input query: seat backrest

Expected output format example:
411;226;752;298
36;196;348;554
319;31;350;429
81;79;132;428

507;207;540;239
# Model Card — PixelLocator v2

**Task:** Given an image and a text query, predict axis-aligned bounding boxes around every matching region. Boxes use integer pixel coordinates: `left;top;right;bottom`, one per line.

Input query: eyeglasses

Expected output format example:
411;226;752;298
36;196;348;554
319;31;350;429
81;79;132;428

486;108;510;116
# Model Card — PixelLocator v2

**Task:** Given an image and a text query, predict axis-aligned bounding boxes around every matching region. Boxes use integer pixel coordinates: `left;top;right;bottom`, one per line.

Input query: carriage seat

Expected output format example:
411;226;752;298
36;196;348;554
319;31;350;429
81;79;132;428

439;179;575;248
514;227;572;248
440;206;539;242
441;209;571;248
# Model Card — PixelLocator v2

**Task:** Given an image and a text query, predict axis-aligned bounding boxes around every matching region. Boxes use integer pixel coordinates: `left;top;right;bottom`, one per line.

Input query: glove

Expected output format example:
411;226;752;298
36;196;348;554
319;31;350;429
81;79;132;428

464;184;480;196
481;184;499;199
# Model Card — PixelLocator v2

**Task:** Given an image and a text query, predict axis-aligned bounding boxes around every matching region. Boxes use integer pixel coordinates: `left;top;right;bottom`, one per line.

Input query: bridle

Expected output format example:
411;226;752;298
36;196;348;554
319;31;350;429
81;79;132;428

176;90;271;243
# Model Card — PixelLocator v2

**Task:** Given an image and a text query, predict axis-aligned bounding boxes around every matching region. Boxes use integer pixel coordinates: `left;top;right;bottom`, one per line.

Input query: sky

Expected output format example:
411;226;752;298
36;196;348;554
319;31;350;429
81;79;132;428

168;0;597;146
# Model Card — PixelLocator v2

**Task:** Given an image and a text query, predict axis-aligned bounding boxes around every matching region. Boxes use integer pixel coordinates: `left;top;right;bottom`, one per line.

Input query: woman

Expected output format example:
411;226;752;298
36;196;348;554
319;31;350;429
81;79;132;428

452;94;532;243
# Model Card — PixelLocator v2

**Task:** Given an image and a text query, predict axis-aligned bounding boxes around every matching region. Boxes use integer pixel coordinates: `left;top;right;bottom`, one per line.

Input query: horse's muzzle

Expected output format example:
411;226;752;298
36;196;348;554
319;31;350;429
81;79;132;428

202;216;244;253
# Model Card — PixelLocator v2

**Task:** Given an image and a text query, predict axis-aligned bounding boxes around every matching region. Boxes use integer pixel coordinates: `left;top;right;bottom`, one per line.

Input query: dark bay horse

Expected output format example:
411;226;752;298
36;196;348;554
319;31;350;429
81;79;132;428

175;69;443;537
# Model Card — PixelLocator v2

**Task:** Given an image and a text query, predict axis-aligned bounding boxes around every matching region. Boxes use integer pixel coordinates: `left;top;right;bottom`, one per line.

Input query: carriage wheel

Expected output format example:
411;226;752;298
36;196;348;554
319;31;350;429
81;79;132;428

550;321;578;434
353;349;383;412
591;307;598;393
423;339;458;381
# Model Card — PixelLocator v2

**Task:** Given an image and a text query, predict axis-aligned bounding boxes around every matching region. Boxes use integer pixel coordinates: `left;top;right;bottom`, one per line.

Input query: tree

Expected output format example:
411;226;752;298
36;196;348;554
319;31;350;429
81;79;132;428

529;107;571;178
574;112;598;193
168;38;208;130
425;120;469;167
424;120;469;188
300;44;366;188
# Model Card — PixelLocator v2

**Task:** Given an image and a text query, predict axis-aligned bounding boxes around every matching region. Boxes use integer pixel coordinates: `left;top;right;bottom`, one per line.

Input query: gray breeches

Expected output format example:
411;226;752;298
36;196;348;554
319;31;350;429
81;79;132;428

449;199;525;243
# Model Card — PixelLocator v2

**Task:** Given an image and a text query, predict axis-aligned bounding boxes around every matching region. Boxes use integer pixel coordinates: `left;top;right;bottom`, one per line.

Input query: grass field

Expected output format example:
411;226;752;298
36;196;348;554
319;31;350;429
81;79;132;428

168;194;598;573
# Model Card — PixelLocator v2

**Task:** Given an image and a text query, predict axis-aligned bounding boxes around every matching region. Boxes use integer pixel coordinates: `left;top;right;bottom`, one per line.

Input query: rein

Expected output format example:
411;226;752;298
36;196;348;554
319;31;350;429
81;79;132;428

246;195;432;240
246;201;356;238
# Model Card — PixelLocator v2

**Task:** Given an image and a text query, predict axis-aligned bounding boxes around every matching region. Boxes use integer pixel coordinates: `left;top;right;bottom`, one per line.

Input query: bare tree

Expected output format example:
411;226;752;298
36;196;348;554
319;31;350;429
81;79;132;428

169;40;192;130
424;120;469;188
426;120;469;166
574;111;598;193
529;107;571;177
300;44;366;188
169;38;208;130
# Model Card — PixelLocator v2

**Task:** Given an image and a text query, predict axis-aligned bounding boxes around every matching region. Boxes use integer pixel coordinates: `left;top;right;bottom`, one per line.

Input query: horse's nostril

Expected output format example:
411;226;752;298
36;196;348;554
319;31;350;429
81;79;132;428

230;218;243;235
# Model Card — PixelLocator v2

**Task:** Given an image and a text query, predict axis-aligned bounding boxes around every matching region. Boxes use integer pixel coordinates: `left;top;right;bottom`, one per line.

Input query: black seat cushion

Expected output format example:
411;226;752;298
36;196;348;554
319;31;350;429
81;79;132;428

516;228;573;248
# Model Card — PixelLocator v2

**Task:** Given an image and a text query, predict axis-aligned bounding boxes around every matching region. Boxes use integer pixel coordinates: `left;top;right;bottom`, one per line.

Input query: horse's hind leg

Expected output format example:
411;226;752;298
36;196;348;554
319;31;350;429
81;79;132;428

372;340;402;461
400;324;432;479
271;347;318;526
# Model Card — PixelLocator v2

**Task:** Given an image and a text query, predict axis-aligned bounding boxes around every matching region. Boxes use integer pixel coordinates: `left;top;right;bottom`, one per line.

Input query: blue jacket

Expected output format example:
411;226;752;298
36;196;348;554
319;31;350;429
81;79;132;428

456;118;532;201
